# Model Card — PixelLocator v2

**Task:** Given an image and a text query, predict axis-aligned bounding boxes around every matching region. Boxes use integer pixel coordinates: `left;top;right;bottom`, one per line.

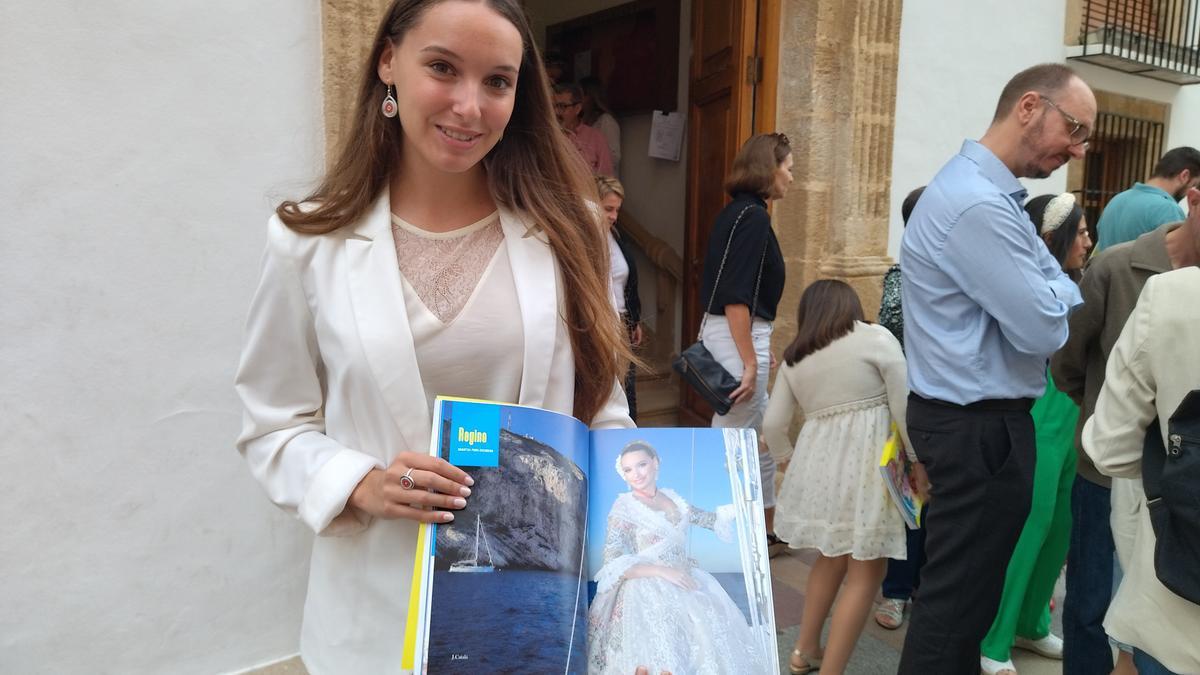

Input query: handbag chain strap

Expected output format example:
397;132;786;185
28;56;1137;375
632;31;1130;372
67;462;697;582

697;204;771;340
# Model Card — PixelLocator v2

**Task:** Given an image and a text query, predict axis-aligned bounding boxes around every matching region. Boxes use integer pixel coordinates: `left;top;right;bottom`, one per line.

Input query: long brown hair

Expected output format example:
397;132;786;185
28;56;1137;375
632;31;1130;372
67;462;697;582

782;280;865;365
276;0;627;423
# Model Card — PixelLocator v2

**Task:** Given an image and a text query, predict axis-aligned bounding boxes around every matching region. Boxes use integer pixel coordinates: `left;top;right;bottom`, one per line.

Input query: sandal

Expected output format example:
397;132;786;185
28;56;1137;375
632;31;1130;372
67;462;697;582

788;649;822;674
767;533;789;558
980;655;1017;675
873;597;906;629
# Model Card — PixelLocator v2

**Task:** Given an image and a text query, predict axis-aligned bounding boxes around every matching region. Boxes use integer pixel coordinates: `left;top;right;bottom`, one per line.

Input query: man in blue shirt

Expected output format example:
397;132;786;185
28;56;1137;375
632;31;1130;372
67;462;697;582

897;63;1090;675
1094;146;1200;252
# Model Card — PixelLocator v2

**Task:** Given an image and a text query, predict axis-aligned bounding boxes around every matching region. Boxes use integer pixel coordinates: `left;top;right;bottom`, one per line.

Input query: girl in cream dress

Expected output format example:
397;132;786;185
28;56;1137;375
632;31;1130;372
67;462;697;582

763;280;913;675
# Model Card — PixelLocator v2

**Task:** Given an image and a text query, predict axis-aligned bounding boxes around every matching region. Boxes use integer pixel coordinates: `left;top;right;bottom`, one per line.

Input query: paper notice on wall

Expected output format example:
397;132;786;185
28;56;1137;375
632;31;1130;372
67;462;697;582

574;50;591;79
648;111;684;161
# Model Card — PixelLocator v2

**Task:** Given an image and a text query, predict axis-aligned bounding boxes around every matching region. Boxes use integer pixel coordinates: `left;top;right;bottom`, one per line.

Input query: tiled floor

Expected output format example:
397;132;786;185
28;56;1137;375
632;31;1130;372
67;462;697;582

249;550;1066;675
770;547;1065;674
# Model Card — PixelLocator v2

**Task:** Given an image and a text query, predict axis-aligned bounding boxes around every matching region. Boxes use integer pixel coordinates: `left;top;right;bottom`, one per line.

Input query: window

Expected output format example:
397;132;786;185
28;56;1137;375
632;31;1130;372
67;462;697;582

1078;111;1166;239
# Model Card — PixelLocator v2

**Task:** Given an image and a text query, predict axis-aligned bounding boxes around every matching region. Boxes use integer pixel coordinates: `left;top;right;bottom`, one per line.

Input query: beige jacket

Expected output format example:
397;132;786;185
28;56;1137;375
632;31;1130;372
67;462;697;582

1082;266;1200;674
235;192;632;674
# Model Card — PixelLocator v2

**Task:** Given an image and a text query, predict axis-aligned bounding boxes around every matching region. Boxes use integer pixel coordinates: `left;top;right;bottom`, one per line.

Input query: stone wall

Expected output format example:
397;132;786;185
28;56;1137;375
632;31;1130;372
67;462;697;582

773;0;903;341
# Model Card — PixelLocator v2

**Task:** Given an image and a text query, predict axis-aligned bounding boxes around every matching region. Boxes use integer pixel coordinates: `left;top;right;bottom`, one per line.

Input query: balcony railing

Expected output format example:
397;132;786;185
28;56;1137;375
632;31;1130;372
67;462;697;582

1070;0;1200;84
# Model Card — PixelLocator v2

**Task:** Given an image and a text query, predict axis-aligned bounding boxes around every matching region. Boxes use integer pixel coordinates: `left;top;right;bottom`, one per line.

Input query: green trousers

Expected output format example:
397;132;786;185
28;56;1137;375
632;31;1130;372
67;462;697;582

980;374;1078;661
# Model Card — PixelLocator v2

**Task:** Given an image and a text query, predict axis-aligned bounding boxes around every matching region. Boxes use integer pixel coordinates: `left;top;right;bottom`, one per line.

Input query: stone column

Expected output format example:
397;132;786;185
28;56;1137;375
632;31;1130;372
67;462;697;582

321;0;391;159
772;0;903;341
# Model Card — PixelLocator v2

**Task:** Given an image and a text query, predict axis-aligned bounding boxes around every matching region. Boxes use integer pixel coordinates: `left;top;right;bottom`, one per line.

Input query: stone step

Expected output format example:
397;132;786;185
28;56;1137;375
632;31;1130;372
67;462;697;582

633;367;679;428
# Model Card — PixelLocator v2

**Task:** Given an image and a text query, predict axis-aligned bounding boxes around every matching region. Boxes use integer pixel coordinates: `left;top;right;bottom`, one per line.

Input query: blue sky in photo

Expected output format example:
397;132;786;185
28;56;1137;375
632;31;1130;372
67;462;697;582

585;427;746;575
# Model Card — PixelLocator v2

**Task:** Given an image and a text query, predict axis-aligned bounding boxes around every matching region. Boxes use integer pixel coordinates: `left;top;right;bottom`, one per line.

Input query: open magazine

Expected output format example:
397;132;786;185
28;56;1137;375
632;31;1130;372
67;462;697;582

402;397;779;674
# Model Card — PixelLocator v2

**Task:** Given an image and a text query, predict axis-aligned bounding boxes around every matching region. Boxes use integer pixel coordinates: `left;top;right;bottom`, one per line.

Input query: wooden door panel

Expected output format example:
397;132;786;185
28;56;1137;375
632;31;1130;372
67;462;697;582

681;0;757;424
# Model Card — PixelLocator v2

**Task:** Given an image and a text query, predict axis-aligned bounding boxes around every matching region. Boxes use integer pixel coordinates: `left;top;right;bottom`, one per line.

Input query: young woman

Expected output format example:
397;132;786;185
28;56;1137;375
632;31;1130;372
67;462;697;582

980;192;1092;675
763;280;916;675
588;441;768;674
698;132;791;543
234;2;633;672
596;176;642;419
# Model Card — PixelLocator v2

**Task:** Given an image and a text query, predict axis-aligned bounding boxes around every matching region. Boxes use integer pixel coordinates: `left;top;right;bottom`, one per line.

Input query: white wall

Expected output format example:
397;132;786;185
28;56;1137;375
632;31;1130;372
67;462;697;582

0;2;323;673
888;0;1199;258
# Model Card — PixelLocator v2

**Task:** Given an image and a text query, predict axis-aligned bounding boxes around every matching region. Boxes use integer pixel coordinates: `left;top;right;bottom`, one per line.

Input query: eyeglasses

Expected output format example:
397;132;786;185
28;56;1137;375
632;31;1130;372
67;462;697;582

1040;96;1091;148
553;101;580;111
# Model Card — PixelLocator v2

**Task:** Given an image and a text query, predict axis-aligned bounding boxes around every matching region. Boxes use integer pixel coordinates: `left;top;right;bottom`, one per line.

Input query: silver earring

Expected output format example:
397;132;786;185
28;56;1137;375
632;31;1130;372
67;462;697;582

381;84;397;118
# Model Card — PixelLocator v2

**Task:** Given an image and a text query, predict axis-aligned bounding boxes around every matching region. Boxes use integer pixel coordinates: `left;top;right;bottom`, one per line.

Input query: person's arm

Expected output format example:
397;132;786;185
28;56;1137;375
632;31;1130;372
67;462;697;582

762;369;798;464
235;218;385;536
590;378;636;430
1082;277;1158;478
598;114;621;167
706;208;770;402
724;303;759;403
872;327;914;459
1051;257;1109;404
594;135;614;176
939;199;1082;356
235;218;470;536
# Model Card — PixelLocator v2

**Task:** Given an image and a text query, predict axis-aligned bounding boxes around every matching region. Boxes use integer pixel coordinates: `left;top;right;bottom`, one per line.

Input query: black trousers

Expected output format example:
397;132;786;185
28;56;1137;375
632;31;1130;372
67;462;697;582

897;394;1036;675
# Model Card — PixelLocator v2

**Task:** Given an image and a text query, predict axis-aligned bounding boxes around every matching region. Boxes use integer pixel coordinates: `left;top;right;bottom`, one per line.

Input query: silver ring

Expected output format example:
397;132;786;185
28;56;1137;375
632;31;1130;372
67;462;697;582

399;467;417;490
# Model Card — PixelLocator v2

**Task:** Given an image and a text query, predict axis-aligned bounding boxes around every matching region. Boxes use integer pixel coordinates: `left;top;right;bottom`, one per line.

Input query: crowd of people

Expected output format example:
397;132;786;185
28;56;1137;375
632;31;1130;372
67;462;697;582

741;66;1199;675
232;1;1199;673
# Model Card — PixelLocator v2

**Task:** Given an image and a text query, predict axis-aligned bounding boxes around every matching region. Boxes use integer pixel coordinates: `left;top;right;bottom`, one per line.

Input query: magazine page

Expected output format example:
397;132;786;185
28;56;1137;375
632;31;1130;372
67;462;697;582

878;422;923;530
584;427;779;675
418;397;591;674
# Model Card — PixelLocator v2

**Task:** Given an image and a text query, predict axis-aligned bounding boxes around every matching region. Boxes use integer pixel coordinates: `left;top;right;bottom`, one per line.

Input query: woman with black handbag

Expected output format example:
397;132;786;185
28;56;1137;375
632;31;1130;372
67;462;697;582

696;132;791;544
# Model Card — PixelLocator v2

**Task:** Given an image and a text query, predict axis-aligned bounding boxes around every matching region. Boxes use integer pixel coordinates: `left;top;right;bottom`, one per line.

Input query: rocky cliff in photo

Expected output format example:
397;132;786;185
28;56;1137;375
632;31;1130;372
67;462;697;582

434;429;588;572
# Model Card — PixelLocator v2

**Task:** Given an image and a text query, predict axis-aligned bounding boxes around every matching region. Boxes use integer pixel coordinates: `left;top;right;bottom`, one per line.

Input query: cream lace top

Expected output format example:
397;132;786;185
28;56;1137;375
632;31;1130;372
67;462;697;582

391;211;524;409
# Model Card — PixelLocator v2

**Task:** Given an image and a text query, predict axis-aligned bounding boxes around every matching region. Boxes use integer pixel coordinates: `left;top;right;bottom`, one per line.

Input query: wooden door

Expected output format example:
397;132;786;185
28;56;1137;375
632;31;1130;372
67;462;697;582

680;0;776;425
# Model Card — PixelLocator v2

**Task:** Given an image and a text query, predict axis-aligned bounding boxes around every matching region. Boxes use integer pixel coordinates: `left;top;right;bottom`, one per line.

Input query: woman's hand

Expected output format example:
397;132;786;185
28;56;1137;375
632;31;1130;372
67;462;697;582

348;451;474;524
728;362;758;405
655;566;699;591
630;323;644;347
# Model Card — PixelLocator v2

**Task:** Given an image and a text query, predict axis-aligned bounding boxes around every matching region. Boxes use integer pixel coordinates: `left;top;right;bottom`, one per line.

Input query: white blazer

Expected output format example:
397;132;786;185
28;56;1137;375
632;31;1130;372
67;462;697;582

1083;266;1200;674
235;192;633;675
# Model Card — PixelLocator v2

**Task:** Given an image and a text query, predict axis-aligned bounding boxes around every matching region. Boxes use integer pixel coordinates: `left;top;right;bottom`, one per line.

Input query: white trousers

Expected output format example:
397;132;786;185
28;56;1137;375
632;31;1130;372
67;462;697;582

701;313;776;508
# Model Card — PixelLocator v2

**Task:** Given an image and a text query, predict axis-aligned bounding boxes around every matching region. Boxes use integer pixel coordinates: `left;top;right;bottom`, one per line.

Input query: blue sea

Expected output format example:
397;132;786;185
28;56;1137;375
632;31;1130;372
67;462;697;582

427;569;587;674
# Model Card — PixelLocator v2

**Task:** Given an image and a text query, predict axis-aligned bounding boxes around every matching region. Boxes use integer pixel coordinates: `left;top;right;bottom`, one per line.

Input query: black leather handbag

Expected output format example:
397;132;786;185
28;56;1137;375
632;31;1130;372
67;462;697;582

672;204;768;416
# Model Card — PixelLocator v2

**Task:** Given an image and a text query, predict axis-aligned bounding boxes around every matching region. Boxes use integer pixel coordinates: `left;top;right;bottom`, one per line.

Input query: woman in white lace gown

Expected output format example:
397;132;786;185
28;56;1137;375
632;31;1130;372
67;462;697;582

587;441;769;675
763;280;918;675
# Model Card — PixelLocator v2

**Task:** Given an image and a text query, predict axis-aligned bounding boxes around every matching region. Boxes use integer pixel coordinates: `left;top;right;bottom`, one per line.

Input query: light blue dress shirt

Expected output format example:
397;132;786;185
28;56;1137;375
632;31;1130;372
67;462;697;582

900;140;1083;405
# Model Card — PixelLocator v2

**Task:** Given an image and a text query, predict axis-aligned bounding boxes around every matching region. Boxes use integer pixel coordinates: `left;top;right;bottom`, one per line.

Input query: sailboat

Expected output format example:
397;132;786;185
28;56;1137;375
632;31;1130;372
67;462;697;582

449;513;496;573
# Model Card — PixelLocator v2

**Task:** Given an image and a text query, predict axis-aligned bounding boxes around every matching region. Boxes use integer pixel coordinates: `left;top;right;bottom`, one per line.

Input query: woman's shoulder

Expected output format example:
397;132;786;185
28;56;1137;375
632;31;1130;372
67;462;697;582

853;321;898;342
715;196;770;234
851;322;904;358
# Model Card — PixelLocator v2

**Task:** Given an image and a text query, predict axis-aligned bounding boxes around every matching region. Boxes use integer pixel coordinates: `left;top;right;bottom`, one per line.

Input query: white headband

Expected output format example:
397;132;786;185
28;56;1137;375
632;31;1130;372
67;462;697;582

614;442;656;480
1041;193;1077;235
